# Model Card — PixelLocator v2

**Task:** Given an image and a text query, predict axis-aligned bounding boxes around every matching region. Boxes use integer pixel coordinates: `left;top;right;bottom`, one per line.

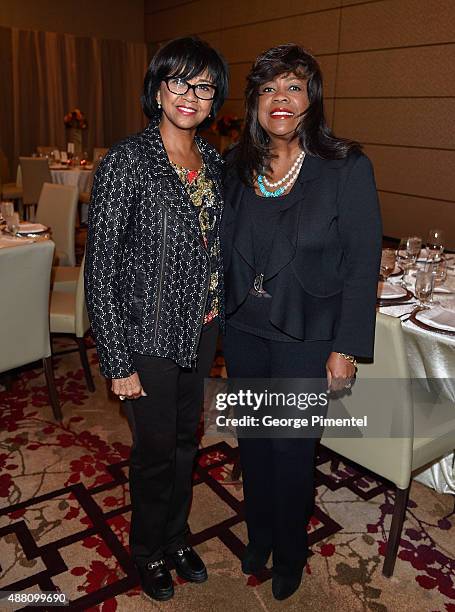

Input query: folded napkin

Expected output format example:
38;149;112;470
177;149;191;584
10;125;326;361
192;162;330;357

377;282;408;299
17;222;47;233
0;235;34;248
416;306;455;331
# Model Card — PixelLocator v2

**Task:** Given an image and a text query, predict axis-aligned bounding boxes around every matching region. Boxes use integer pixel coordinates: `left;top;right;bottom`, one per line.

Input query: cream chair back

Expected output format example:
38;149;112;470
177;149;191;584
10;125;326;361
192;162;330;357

75;254;90;338
0;241;55;372
19;157;52;205
321;314;414;490
36;183;78;266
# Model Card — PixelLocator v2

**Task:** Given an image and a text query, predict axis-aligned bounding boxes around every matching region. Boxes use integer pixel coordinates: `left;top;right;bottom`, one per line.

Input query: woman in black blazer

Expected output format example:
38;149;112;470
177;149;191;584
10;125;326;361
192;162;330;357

221;44;382;601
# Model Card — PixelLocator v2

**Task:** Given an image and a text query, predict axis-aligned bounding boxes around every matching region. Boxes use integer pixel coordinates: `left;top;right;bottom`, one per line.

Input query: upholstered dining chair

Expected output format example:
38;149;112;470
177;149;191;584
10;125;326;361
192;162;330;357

36;183;78;266
321;313;455;577
49;254;95;392
0;240;62;420
0;157;23;206
19;157;52;220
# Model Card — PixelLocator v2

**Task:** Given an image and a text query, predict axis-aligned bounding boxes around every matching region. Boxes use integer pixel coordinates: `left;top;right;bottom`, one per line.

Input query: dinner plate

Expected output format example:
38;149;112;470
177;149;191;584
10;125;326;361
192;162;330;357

377;282;408;300
411;306;455;336
16;222;48;235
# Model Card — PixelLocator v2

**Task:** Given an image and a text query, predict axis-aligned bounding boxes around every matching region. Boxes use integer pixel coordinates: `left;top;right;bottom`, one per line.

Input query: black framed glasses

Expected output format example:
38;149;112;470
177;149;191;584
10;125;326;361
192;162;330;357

163;77;217;100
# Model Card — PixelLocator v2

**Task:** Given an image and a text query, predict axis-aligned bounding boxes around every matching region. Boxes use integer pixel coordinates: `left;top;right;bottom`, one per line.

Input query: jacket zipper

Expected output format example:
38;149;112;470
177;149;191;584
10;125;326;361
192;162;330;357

154;208;167;344
192;247;211;367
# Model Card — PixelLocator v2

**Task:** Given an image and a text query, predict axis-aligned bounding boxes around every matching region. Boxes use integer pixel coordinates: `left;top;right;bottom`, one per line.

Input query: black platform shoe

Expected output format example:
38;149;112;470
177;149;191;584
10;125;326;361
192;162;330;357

170;546;208;583
272;567;304;601
137;559;174;601
241;543;272;575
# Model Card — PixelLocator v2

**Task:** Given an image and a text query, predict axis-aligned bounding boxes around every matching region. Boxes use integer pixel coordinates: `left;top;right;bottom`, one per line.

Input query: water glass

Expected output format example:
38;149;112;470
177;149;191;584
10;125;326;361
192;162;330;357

6;212;20;235
380;248;396;280
427;228;444;259
1;201;14;219
415;271;434;307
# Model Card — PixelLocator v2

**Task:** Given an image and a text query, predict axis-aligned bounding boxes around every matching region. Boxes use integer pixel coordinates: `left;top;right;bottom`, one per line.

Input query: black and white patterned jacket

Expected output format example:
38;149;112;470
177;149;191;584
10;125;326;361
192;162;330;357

84;117;225;379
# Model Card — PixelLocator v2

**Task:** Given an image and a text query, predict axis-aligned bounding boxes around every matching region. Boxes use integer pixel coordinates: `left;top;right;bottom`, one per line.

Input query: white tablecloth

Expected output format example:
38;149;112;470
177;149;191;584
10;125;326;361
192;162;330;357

50;168;92;193
379;259;455;495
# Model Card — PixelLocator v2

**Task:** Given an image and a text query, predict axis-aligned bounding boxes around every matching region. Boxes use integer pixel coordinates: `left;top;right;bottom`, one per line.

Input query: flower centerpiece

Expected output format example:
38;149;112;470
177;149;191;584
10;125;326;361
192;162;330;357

64;108;87;153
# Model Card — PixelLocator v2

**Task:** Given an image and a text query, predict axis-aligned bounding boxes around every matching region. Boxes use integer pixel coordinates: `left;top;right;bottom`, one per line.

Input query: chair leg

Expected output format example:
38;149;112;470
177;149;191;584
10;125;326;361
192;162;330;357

382;485;410;577
43;356;62;421
76;337;95;392
330;457;341;472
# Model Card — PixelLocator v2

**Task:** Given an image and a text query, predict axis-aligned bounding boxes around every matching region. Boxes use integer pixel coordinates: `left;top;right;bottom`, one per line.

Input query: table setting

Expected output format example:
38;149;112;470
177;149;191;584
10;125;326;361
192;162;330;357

377;231;455;495
0;202;51;248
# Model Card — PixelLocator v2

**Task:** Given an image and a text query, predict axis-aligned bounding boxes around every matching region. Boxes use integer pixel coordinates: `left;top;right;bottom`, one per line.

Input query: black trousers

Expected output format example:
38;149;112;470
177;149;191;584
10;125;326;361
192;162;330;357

125;321;218;567
223;324;333;575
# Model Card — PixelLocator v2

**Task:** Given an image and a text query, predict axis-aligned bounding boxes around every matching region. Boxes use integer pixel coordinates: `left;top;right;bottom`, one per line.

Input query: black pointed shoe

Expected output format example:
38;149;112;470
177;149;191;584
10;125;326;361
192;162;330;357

241;544;272;575
170;546;208;583
137;559;174;601
272;568;304;601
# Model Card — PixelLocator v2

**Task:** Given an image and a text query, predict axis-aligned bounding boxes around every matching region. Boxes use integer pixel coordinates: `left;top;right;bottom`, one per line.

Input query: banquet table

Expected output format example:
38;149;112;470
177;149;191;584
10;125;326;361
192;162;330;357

378;255;455;495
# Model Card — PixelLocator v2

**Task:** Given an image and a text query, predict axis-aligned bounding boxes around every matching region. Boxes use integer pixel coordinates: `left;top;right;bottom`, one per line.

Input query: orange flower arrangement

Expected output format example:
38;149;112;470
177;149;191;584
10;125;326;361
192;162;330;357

64;108;87;129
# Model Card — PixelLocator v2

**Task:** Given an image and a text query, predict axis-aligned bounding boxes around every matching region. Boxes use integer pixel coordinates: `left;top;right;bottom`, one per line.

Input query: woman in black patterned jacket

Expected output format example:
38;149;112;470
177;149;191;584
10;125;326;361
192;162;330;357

85;37;228;602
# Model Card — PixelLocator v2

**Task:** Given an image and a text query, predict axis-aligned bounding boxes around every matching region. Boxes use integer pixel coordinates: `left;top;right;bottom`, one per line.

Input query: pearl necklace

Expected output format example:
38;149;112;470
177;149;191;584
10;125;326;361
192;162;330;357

257;152;305;198
262;151;305;188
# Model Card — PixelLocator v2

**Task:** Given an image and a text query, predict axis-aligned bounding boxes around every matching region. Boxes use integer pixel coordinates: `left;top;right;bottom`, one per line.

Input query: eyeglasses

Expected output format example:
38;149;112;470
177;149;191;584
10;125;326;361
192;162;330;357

163;77;217;100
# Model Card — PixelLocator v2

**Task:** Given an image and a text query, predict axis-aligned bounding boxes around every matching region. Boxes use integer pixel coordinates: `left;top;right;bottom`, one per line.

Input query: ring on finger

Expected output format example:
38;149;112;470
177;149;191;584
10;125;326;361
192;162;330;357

119;395;126;401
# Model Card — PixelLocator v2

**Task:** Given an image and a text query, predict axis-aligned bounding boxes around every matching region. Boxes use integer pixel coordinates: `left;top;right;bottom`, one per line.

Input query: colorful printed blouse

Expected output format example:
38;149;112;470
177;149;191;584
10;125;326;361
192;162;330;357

171;160;220;325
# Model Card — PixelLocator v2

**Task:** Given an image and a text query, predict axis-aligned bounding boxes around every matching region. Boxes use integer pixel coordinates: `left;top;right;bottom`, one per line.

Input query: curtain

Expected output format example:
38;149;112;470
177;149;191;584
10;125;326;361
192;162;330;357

0;26;150;181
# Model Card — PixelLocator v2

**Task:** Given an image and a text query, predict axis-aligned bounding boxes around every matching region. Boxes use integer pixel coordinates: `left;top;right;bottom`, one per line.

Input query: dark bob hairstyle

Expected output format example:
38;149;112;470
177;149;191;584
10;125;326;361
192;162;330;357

142;36;229;130
233;43;360;185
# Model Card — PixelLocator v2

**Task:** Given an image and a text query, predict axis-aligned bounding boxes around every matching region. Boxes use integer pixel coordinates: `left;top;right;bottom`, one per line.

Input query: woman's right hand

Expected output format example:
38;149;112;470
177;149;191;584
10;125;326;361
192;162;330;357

111;372;147;400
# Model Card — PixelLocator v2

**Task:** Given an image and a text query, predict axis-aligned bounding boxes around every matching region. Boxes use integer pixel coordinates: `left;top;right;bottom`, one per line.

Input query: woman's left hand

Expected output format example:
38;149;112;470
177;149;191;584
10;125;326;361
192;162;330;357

326;352;356;392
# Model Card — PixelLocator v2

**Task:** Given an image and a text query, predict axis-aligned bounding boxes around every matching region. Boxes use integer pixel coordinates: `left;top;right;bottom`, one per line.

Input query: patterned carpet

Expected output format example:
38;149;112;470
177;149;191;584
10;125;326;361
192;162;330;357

0;338;454;612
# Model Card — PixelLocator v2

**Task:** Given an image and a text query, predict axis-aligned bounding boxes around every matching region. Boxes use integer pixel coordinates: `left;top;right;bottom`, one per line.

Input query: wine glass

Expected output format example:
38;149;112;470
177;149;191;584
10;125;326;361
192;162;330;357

380;249;396;281
415;271;434;308
396;237;421;286
427;229;444;260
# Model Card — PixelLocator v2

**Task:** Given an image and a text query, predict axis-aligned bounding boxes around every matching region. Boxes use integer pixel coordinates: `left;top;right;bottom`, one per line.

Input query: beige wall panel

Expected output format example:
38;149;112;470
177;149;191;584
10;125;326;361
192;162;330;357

218;0;342;30
145;0;221;42
336;45;455;97
317;55;338;99
145;0;190;11
364;145;455;202
379;191;455;249
0;0;145;41
333;98;455;149
215;10;340;63
340;0;455;52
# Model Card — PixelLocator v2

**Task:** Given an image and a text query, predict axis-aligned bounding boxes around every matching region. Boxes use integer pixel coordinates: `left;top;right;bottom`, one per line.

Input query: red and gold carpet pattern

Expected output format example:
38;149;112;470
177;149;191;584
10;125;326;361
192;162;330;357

0;340;454;611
